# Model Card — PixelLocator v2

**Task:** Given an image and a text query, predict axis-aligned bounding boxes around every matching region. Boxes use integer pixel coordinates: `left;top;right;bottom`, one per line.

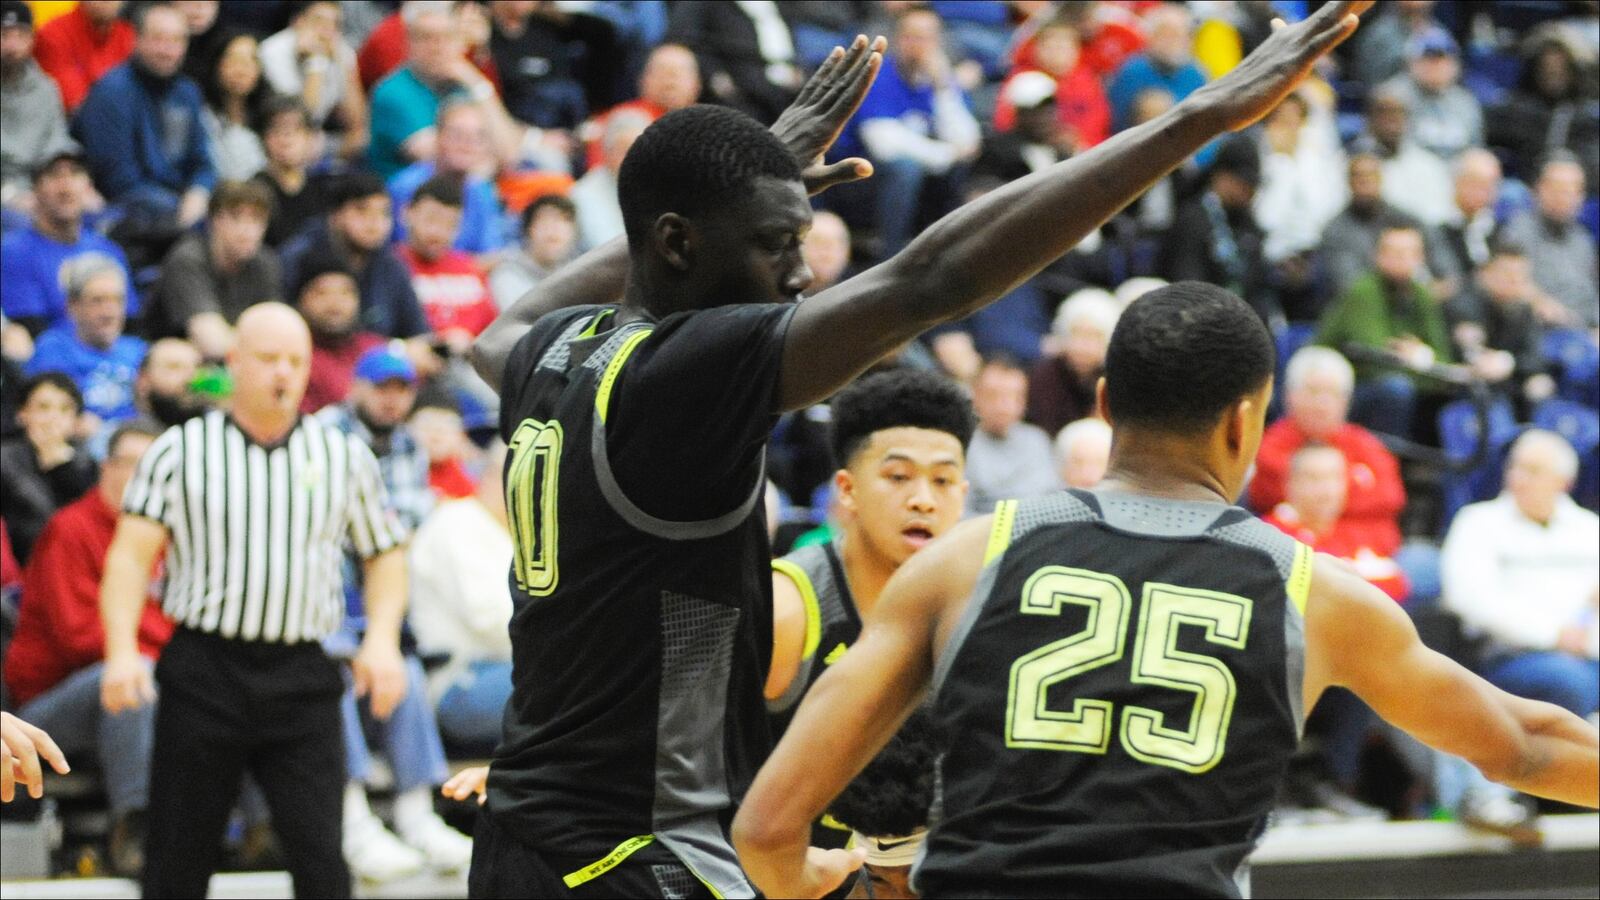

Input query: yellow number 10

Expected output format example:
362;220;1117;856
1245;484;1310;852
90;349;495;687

1005;567;1252;774
506;418;563;596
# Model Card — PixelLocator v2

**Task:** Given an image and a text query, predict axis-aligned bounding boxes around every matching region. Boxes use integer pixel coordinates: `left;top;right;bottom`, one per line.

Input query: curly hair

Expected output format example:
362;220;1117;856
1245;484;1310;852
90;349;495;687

829;369;977;469
827;707;942;838
616;105;801;250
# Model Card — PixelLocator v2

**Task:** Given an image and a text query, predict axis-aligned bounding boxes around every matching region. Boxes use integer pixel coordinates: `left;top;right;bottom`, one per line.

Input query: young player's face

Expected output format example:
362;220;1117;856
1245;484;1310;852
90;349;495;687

841;427;968;566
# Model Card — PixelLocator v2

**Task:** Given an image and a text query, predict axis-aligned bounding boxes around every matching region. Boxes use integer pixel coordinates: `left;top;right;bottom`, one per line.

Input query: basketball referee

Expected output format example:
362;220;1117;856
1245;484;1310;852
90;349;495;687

99;303;410;899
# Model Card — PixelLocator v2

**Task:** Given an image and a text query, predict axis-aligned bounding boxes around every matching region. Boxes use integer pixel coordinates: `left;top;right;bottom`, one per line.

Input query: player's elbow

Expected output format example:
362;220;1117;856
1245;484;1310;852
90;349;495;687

730;798;795;862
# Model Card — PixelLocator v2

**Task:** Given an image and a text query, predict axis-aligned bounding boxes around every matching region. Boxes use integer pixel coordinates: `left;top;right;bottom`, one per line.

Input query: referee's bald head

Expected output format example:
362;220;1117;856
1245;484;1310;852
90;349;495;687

231;302;313;421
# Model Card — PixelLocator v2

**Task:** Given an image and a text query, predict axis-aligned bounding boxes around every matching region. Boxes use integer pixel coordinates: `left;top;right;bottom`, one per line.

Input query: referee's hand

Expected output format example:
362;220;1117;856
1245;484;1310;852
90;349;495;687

2;712;70;802
101;652;156;715
352;640;407;720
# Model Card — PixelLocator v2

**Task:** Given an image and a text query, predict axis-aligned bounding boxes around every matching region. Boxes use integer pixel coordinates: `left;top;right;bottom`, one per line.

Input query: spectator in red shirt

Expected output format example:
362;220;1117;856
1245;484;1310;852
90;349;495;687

294;248;386;414
2;420;169;875
396;174;497;358
994;18;1110;152
1249;345;1405;555
583;43;700;171
1264;444;1410;602
31;0;134;112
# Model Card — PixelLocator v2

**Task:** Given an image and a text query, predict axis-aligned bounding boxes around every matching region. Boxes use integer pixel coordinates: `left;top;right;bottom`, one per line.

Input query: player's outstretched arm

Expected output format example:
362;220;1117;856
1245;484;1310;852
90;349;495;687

471;37;884;395
735;517;988;898
1304;555;1599;809
776;2;1373;411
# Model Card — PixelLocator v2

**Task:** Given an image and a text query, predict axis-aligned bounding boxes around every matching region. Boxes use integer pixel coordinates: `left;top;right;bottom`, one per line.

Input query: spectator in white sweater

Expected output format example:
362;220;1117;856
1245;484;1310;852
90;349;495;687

408;440;513;755
1436;429;1598;834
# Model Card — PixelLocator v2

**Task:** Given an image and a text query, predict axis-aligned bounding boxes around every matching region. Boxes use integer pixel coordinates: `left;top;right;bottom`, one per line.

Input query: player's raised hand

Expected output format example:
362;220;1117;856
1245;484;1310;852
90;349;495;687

1195;0;1374;132
769;34;886;196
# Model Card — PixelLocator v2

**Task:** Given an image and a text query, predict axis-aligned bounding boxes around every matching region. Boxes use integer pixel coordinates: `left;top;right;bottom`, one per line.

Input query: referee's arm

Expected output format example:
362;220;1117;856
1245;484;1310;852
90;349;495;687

100;516;167;713
346;437;411;720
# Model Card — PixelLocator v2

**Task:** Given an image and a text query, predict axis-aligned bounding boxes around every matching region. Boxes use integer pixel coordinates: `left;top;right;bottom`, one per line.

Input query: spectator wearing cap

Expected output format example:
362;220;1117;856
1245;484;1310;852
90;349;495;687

1354;86;1454;227
31;0;135;112
489;194;578;311
147;180;280;360
1378;29;1482;161
26;252;148;426
73;2;216;235
1027;288;1118;437
0;150;134;336
1346;1;1443;88
1106;4;1207;132
975;72;1071;185
296;250;387;414
1159;134;1271;319
0;373;97;564
317;346;433;529
0;0;75;221
993;19;1109;152
3;421;167;877
280;173;435;368
1499;153;1599;329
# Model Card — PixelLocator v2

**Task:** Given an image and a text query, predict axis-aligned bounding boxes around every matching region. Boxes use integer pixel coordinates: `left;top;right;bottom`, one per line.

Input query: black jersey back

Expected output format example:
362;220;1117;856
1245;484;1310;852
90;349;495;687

916;489;1312;899
485;302;796;898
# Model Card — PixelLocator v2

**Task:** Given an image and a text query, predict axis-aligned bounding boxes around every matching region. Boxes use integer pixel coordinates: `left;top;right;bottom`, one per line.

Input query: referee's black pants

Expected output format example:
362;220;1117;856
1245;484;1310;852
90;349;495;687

143;627;350;899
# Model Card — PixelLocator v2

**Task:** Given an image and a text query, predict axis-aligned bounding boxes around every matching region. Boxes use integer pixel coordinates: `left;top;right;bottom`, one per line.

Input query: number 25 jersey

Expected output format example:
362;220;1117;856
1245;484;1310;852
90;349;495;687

918;489;1313;899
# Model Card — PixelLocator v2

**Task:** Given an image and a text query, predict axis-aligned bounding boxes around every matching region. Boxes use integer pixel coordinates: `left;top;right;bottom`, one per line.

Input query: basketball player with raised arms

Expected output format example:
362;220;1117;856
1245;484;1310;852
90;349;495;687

470;4;1383;896
733;283;1600;899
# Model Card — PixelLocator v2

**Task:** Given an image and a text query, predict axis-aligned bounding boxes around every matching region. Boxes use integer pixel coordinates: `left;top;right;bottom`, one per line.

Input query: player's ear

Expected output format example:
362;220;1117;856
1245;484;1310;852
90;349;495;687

835;468;857;512
652;213;694;272
1224;396;1251;454
1094;377;1111;424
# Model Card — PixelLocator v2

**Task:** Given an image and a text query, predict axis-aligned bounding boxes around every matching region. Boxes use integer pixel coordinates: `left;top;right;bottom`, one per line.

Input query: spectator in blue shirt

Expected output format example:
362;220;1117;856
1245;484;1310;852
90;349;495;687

388;99;508;257
72;2;215;234
1106;4;1207;131
843;6;979;256
0;150;134;335
25;252;146;426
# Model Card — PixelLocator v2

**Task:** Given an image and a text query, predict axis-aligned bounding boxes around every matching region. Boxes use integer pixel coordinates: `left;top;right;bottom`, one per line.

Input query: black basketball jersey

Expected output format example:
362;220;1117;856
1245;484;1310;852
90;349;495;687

915;489;1312;899
484;302;796;898
768;540;865;861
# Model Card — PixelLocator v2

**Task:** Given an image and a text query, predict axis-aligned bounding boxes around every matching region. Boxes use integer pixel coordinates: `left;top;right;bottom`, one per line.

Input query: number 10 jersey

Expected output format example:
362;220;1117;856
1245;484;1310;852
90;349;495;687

917;488;1313;899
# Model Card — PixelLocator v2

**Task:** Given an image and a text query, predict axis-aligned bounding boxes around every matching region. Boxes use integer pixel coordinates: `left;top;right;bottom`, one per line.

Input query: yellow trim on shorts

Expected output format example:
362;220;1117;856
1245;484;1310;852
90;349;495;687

1287;540;1314;615
561;834;656;888
594;329;654;423
772;558;824;660
984;500;1018;566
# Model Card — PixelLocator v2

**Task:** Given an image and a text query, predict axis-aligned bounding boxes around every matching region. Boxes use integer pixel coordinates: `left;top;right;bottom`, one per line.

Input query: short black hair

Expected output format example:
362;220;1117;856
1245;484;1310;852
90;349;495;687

107;420;165;457
331;172;388;210
977;353;1027;378
411;173;465;209
1104;281;1274;432
827;707;941;837
521;193;577;234
291;246;356;301
829;369;977;468
21;371;84;413
256;94;312;134
616;105;801;251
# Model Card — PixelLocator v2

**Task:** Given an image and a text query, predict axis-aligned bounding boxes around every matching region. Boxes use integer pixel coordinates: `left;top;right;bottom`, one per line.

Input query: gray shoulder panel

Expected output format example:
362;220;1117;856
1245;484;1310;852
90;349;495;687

1010;490;1098;543
1207;516;1299;582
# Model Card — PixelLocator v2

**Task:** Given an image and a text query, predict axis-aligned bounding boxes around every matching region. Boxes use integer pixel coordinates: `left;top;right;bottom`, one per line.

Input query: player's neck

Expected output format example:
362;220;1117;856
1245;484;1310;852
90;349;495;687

838;528;896;621
1101;437;1234;506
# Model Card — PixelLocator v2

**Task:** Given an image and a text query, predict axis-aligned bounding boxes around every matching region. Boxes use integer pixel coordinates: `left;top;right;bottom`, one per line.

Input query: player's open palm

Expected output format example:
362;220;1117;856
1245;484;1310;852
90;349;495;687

770;35;887;196
1200;0;1374;132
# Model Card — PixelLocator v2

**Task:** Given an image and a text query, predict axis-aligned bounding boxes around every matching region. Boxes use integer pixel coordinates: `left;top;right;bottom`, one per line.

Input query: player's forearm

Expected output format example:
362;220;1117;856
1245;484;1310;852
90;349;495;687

360;549;408;648
893;97;1225;327
1493;697;1600;808
471;237;630;391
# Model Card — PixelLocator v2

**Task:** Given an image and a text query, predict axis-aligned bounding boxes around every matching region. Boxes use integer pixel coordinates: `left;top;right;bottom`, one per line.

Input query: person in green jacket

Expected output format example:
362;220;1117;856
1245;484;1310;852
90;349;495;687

1316;222;1454;439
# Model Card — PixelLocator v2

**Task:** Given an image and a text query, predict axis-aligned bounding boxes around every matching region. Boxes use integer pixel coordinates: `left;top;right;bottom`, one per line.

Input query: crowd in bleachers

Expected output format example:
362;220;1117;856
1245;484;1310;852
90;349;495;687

0;0;1597;883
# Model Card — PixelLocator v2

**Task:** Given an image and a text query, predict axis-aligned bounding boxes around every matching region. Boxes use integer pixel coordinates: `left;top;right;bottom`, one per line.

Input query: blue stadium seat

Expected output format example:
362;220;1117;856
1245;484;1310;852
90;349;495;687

1533;398;1600;509
1437;397;1521;525
1581;195;1599;244
1543;328;1600;405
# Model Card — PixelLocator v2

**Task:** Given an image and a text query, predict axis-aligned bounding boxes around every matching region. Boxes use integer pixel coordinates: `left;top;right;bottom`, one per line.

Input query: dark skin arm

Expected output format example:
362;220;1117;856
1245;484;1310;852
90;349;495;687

776;2;1374;411
470;37;885;394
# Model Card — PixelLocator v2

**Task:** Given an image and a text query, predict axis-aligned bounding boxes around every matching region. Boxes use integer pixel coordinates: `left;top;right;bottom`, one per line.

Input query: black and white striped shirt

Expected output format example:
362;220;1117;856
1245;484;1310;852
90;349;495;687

122;410;407;643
